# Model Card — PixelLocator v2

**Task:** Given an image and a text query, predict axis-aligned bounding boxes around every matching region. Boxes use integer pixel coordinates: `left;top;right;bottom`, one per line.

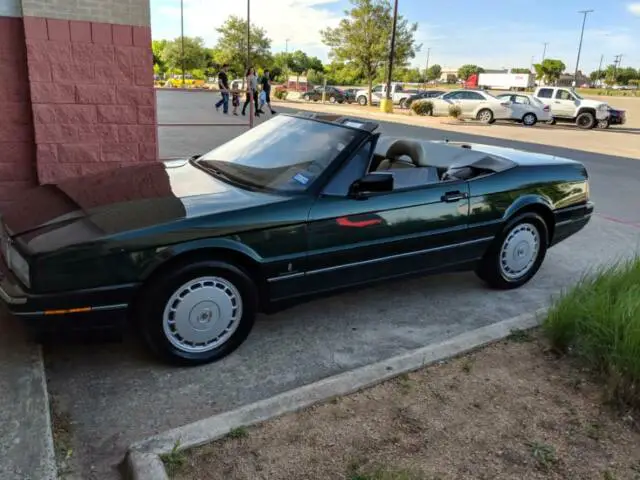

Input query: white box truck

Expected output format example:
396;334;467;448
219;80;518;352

475;73;535;91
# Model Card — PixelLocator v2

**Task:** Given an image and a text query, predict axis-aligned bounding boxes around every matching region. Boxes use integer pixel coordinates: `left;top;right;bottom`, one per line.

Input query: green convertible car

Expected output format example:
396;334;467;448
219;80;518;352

0;113;593;366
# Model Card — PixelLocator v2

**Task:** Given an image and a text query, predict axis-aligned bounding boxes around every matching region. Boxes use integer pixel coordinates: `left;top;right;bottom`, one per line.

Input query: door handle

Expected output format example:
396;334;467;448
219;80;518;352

442;191;467;202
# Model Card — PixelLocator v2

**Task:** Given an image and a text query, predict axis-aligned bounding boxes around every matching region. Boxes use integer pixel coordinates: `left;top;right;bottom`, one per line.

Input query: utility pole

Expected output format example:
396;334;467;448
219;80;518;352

573;9;593;86
542;42;548;62
180;0;185;87
596;53;603;86
424;47;431;89
613;54;622;84
385;0;399;102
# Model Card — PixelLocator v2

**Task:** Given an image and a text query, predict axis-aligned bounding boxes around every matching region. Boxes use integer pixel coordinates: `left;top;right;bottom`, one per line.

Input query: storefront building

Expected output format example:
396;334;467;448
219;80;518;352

0;0;157;210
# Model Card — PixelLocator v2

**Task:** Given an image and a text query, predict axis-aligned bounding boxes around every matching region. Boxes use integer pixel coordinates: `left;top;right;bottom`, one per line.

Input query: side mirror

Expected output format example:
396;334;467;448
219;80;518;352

349;172;393;198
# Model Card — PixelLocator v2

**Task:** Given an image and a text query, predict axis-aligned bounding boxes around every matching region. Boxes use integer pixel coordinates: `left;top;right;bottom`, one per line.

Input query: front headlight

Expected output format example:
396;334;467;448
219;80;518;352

598;104;608;111
8;247;30;288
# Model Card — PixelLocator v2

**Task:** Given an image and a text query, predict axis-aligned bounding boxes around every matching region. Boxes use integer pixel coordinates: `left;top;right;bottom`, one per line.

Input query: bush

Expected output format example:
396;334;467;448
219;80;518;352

274;89;288;100
543;256;640;409
448;104;462;118
411;100;434;116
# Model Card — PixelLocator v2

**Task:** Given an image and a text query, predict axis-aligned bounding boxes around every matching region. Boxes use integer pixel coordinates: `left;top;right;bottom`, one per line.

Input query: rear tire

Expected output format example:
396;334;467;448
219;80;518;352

475;213;548;290
358;96;368;106
136;260;258;366
399;98;407;109
522;112;537;126
477;108;494;123
329;95;336;104
576;111;596;129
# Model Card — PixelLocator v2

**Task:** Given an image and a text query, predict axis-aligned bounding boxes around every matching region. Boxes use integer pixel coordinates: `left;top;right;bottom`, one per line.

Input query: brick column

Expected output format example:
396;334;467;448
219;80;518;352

0;0;38;210
20;0;157;184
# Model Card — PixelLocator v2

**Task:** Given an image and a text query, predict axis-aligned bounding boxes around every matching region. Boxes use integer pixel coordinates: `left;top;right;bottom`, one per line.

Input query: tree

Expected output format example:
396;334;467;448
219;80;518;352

213;15;272;79
324;61;364;85
161;36;208;73
152;39;168;76
457;64;484;81
321;0;420;106
426;64;441;82
511;67;531;74
589;69;606;82
533;58;565;85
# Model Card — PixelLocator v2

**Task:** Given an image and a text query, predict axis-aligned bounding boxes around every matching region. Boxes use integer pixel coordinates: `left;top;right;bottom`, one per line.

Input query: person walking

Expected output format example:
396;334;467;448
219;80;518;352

259;69;276;115
214;64;230;114
241;67;260;118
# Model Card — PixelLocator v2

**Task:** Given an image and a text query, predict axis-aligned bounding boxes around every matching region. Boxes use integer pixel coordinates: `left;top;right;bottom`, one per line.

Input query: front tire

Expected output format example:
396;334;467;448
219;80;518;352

358;96;368;106
399;98;407;109
329;95;336;104
576;111;596;129
596;119;610;129
475;213;548;290
477;108;494;123
136;260;258;366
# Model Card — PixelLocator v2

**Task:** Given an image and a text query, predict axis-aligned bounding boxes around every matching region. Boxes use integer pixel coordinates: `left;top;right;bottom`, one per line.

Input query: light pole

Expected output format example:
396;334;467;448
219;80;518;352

180;0;185;87
596;53;603;86
541;42;548;62
383;0;399;112
573;9;593;86
425;47;431;83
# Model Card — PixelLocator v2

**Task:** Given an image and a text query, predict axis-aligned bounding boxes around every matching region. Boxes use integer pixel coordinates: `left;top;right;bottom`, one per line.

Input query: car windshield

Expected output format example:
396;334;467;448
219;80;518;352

195;115;361;193
572;90;584;99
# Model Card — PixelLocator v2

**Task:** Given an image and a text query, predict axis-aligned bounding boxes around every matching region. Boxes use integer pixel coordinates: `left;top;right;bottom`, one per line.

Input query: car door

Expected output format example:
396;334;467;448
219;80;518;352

433;91;460;115
371;85;384;103
458;91;485;117
553;88;578;117
305;138;471;292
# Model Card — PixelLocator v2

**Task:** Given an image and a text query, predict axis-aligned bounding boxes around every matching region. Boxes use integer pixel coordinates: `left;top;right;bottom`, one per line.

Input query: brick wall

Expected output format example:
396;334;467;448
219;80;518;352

0;15;38;209
23;17;158;184
21;0;149;26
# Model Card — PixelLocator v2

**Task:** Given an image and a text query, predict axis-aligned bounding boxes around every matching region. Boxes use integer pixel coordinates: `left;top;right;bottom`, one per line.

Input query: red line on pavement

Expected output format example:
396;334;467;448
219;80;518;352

595;213;640;229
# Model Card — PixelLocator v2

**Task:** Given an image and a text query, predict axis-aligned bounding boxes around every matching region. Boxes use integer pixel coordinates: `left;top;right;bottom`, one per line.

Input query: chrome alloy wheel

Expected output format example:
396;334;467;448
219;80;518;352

162;276;243;353
499;223;540;281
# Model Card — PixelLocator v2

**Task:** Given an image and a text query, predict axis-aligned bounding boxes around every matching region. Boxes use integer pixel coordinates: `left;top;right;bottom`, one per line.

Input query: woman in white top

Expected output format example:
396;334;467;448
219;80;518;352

242;67;260;117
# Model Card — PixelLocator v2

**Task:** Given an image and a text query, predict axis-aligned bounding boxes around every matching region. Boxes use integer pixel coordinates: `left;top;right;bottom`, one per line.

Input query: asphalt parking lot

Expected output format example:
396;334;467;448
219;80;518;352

44;90;640;479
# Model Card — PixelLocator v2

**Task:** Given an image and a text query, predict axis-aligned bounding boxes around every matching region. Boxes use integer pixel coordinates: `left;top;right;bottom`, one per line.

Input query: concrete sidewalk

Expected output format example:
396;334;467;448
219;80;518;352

0;312;56;480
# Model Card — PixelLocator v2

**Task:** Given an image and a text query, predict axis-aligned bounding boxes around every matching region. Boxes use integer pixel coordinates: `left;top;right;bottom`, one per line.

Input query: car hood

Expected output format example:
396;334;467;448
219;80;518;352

2;159;289;253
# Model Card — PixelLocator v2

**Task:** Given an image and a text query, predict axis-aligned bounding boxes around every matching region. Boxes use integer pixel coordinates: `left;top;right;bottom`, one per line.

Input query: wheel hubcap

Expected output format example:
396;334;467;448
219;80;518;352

524;114;534;125
162;276;243;353
499;223;540;281
480;111;491;122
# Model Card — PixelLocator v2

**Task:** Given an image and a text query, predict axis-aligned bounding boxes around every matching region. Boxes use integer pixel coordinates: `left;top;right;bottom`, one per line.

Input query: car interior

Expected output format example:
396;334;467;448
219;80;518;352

368;138;512;189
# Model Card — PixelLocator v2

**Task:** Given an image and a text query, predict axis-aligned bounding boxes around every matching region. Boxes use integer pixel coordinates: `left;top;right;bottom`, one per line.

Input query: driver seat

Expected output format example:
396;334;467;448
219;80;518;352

377;139;427;170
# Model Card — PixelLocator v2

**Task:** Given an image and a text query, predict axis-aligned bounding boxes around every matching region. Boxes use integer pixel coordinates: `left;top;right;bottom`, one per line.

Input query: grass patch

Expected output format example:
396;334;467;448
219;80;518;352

160;440;186;477
543;256;640;410
227;426;249;439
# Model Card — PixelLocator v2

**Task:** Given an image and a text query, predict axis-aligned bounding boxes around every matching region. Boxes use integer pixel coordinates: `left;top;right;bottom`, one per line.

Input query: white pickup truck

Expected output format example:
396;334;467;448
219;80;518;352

355;83;412;108
533;86;610;129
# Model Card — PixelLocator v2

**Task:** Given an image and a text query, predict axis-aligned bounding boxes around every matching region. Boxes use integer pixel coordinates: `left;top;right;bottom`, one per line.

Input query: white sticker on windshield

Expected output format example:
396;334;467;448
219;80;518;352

293;173;310;185
344;121;364;129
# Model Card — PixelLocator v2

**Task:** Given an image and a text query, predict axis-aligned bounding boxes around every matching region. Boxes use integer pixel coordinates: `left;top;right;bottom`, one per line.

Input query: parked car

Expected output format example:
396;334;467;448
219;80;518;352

430;89;513;123
404;90;446;109
597;106;626;129
495;93;553;126
0;114;593;366
302;86;351;104
533;87;610;129
355;82;412;107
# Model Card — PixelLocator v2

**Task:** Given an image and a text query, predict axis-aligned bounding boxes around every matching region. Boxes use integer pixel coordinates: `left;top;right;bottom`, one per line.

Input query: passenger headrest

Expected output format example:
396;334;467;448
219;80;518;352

385;139;426;167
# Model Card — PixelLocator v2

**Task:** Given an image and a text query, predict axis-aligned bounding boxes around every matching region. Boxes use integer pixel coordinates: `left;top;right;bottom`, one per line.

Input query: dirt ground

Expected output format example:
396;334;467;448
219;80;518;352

275;97;640;159
170;332;640;480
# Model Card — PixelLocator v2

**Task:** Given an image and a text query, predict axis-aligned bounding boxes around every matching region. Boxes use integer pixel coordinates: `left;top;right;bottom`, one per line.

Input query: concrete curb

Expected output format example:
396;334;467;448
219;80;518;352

125;308;547;479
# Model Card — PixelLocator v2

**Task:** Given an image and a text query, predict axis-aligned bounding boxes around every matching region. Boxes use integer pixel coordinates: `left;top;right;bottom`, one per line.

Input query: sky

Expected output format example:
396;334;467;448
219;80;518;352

150;0;640;73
